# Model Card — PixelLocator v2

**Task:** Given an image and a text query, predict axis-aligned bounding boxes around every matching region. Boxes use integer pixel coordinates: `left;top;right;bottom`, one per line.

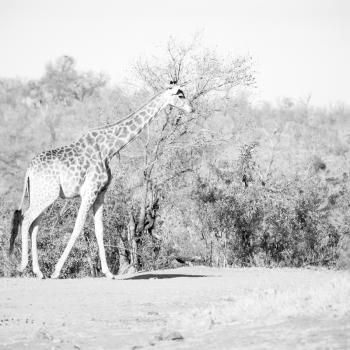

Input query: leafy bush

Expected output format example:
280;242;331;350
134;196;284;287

1;45;350;277
193;157;347;268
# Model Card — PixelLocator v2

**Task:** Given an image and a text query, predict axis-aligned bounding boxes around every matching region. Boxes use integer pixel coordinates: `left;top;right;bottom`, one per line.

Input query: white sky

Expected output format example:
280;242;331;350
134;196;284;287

0;0;349;106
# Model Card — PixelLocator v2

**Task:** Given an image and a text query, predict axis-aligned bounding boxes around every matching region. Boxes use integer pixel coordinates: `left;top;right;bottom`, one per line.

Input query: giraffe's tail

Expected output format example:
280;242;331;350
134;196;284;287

9;171;29;255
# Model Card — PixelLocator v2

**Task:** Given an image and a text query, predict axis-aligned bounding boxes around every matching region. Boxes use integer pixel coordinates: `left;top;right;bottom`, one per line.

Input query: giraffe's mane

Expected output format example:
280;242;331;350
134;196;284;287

91;88;167;131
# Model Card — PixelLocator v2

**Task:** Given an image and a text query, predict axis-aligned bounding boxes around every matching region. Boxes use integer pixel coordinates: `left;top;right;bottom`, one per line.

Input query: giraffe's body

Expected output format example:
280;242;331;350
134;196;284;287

10;84;194;279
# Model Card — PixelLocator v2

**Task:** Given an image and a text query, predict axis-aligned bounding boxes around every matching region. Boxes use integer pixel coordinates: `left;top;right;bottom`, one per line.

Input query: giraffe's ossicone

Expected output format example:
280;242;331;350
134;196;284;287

9;83;194;279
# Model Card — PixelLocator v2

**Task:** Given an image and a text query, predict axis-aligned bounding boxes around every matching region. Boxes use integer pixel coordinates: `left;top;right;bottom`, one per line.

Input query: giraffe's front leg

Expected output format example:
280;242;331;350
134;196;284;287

51;196;92;279
93;192;116;279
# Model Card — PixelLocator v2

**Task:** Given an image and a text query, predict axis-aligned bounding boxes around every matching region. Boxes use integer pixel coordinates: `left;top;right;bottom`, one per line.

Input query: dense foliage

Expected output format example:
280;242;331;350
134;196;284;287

0;39;349;277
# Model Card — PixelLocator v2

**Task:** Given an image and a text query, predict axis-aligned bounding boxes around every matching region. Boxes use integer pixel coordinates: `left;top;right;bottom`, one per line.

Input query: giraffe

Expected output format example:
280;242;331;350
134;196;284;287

9;83;194;279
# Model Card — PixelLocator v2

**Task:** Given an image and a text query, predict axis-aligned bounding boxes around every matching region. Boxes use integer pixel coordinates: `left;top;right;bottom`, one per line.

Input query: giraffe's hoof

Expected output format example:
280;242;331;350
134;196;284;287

17;265;27;274
104;272;116;280
51;271;60;279
34;271;45;279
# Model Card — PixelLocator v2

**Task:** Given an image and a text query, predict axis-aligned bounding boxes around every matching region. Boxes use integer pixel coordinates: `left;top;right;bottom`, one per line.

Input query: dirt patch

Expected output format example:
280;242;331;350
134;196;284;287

0;267;349;349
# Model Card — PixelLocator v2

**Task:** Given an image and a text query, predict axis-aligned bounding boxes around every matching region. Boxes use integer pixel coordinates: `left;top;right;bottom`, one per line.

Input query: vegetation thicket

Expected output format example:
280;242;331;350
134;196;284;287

1;38;349;277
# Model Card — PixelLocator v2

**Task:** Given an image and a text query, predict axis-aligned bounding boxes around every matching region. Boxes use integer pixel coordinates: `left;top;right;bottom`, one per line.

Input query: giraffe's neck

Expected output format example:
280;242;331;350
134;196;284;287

87;94;165;161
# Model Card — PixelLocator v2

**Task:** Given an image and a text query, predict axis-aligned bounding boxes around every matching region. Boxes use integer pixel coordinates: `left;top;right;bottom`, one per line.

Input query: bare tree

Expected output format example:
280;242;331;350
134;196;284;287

121;37;255;271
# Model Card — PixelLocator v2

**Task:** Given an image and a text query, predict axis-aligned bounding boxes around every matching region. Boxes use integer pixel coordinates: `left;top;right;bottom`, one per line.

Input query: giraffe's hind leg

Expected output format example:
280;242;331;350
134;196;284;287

18;207;43;273
19;179;59;276
93;191;115;279
31;215;44;278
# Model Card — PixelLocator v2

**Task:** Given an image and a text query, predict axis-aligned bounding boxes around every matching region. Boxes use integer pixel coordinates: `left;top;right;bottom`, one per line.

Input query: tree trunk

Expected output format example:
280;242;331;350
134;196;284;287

128;213;138;270
84;232;97;277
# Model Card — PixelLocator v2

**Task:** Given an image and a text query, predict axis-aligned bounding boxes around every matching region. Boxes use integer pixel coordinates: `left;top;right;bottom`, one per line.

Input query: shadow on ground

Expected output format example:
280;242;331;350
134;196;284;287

124;273;210;280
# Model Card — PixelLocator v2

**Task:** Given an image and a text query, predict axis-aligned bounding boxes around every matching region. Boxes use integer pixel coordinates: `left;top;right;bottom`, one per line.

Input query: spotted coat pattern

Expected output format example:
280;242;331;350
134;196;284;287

16;85;194;279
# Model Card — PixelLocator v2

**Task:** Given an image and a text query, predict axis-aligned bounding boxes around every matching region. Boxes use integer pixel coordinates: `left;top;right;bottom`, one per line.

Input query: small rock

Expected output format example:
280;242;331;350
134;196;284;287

165;331;184;341
36;329;53;341
155;330;184;342
147;311;159;316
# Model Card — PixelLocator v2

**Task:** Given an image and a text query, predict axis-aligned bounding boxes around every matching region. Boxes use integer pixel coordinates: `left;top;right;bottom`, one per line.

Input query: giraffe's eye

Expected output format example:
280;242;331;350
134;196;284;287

178;95;185;99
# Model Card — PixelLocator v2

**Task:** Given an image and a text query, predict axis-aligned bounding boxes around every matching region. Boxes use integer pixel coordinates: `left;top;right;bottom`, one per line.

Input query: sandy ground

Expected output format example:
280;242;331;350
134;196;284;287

0;267;350;350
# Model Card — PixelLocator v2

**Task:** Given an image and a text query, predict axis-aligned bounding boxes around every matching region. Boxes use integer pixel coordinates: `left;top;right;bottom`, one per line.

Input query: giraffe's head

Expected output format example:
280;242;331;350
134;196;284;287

161;83;195;114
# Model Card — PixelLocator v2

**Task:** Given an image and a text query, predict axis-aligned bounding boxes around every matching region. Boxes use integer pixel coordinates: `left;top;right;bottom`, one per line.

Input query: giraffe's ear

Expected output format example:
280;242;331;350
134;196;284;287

169;80;178;86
